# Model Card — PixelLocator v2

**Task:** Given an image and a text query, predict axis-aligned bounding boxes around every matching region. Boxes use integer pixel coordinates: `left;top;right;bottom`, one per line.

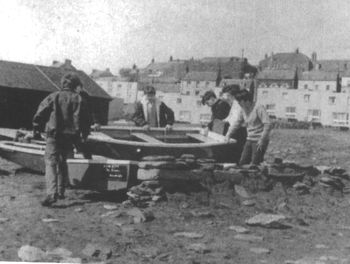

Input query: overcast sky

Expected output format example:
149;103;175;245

0;0;349;73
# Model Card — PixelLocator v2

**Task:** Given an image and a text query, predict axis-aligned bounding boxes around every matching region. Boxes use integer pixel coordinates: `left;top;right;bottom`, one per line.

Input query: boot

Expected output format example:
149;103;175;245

41;195;57;207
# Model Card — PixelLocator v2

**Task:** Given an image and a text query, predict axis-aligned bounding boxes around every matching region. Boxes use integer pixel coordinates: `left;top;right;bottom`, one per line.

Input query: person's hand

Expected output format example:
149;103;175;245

143;124;150;131
201;127;209;136
165;124;173;131
91;123;101;131
32;130;42;140
257;137;268;151
224;133;231;143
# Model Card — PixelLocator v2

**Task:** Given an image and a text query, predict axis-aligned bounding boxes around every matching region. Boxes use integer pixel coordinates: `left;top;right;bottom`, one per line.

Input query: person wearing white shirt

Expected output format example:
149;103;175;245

221;85;247;162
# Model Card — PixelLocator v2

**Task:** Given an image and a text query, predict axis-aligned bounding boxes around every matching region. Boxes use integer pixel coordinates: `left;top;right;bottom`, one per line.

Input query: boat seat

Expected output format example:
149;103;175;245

131;133;165;144
186;133;217;143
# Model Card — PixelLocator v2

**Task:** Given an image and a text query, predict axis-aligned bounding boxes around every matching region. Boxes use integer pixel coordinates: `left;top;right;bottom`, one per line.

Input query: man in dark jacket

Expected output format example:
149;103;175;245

33;73;90;207
132;85;174;130
202;90;231;134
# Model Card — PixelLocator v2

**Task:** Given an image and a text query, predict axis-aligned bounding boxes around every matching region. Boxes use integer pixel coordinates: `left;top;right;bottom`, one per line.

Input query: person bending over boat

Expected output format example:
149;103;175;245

221;85;247;161
32;73;90;207
132;85;174;130
201;90;231;135
225;89;272;166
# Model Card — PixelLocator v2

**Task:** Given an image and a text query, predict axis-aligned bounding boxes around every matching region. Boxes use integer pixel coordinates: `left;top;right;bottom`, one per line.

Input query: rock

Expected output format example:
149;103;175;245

42;218;60;223
122;200;133;208
196;158;216;164
156;252;172;261
101;211;121;218
234;185;251;198
234;234;263;242
180;202;190;209
46;247;73;258
249;247;271;254
18;245;46;262
174;232;204;239
103;204;118;210
315;244;328;249
127;208;155;223
74;208;83;213
82;243;100;257
228;225;250;234
245;213;289;229
188;243;210;254
132;247;160;258
213;170;243;183
0;217;9;223
316;166;331;174
60;257;82;263
293;182;310;194
142;155;175;162
242;200;256;206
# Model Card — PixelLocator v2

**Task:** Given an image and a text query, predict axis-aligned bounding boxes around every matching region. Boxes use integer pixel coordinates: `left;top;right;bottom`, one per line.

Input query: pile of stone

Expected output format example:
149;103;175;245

127;180;166;207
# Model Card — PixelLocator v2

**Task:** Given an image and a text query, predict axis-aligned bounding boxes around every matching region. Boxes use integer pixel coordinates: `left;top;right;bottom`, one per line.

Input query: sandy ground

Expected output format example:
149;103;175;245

1;128;350;263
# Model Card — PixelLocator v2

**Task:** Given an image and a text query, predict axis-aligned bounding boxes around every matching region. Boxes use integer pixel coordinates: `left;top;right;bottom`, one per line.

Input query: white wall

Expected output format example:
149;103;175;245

257;87;350;127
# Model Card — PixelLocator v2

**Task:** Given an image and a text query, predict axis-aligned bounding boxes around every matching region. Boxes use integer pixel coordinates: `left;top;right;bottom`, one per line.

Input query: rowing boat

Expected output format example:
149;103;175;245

87;126;238;162
0;126;239;162
0;141;138;191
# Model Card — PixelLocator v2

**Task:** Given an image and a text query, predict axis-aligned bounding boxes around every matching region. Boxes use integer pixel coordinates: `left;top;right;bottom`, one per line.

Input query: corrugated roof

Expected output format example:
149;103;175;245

0;60;111;99
183;71;218;81
300;70;338;81
256;69;296;80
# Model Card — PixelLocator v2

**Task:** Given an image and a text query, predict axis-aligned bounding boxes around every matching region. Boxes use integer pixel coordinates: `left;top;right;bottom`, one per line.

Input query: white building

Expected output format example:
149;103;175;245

95;77;139;104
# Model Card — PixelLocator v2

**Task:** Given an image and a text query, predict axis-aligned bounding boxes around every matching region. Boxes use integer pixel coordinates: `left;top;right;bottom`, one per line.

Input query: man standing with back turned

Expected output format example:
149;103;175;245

32;73;90;207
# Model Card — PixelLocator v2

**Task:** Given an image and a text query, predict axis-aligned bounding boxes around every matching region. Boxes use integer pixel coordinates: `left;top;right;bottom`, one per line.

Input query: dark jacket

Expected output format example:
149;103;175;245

33;89;90;138
208;99;231;130
132;98;174;127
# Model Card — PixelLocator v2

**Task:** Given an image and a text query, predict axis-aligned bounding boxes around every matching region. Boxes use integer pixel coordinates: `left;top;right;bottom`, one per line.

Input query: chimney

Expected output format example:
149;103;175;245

295;48;299;54
169;55;173;62
151;58;155;63
64;59;72;66
52;60;59;65
311;52;317;61
265;54;268;59
106;68;110;72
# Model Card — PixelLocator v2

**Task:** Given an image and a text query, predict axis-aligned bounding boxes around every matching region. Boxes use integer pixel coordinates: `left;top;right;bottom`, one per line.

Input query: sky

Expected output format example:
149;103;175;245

0;0;349;74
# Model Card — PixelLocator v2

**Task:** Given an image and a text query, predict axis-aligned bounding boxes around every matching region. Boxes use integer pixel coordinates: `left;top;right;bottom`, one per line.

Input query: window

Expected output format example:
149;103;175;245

332;112;349;126
347;80;350;87
326;85;330;91
266;104;275;110
304;94;310;103
117;84;122;88
177;98;182;104
158;96;164;100
205;81;210;86
304;84;308;89
270;83;278;88
179;111;191;122
328;96;336;105
315;85;319;90
259;83;267;88
286;107;296;113
286;107;296;117
196;81;200;88
262;91;268;97
200;113;211;122
187;80;191;85
186;91;190;95
195;90;200;96
308;109;321;117
348;96;350;105
282;92;288;99
196;100;202;107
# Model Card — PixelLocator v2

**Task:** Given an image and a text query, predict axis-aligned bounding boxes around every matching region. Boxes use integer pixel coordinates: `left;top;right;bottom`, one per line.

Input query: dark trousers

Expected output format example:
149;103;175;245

44;136;74;197
231;127;247;162
239;139;269;166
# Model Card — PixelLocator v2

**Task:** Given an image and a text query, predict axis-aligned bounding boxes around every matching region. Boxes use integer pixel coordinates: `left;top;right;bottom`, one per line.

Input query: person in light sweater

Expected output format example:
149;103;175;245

221;85;247;161
225;89;272;166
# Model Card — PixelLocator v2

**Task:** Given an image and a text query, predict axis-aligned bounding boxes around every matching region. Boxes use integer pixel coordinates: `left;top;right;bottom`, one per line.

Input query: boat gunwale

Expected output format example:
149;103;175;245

89;132;237;148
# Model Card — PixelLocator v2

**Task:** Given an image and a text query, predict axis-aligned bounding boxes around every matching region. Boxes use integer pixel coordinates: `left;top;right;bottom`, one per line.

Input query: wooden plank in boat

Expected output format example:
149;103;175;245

208;131;237;143
186;133;217;143
131;133;165;144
